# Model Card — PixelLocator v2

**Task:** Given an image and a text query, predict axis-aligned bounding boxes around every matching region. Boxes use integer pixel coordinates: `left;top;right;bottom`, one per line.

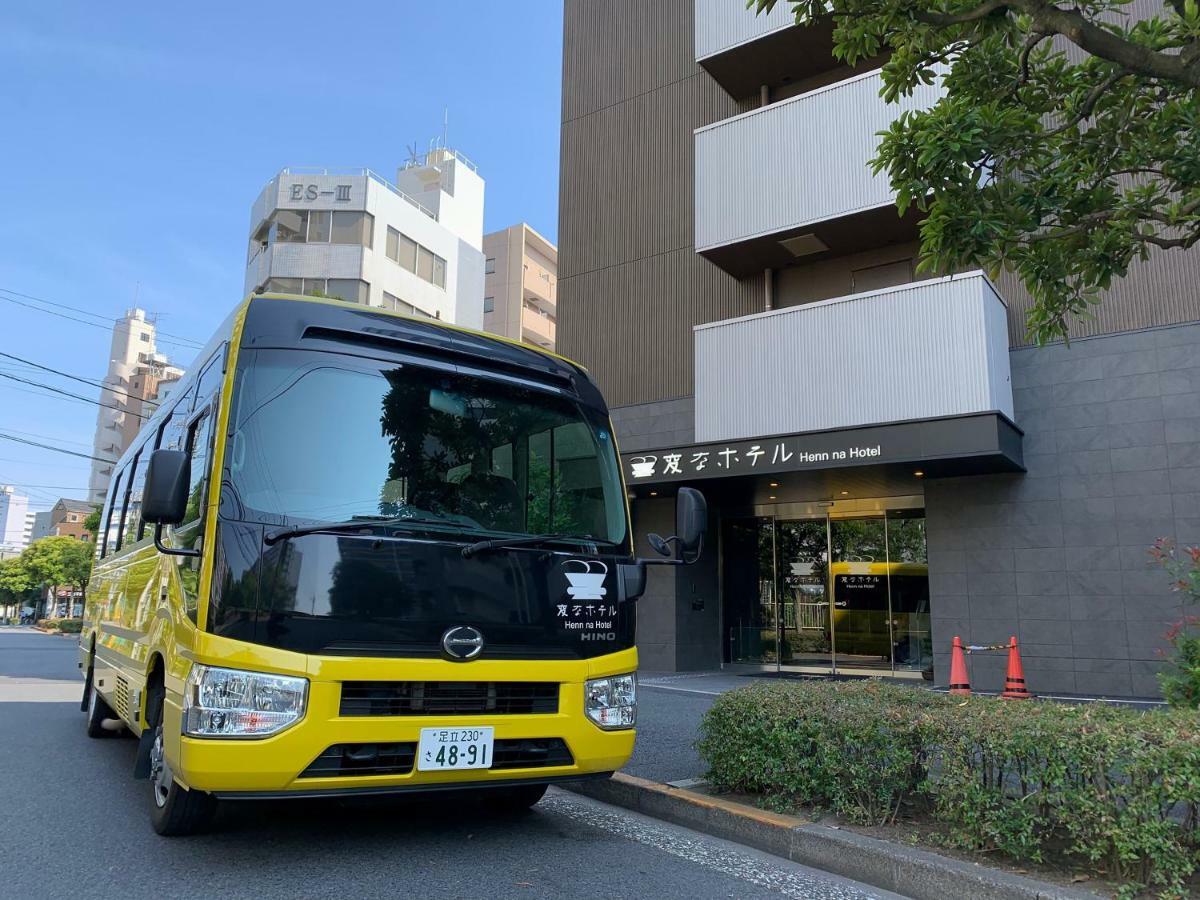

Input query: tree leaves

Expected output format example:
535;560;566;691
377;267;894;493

754;0;1200;344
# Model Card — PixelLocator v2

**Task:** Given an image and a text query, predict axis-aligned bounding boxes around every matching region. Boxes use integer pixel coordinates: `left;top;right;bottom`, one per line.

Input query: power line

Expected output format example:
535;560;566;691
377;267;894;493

0;483;88;491
0;426;95;451
0;373;149;420
0;289;203;351
0;351;160;409
0;286;205;347
0;432;115;464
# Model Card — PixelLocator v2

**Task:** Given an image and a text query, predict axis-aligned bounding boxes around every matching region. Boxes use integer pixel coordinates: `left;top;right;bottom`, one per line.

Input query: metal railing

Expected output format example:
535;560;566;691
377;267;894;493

400;147;478;173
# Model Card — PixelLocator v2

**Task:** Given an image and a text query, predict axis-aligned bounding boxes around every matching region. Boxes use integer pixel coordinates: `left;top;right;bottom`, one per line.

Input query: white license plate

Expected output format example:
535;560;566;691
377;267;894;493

416;726;495;771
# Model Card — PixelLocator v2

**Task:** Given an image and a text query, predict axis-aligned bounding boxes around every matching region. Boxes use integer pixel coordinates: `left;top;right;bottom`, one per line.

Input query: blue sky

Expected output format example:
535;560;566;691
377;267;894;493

0;1;564;512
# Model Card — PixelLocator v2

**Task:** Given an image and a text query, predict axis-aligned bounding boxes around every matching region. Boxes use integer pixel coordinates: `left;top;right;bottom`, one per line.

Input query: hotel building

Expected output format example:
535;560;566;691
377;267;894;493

557;0;1200;696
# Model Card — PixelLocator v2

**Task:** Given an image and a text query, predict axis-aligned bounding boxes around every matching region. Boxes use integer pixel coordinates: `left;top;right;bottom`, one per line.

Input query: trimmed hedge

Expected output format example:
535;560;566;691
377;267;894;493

698;682;1200;896
38;617;83;634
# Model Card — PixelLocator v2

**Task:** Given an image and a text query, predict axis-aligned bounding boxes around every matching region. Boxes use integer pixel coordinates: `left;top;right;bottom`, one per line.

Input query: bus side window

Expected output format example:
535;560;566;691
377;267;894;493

157;385;197;453
193;349;225;409
175;407;215;621
183;409;215;528
120;448;148;551
103;469;126;557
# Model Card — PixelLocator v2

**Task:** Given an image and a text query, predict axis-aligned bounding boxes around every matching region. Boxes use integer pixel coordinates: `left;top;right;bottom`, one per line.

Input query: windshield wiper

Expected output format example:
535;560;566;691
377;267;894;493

460;533;613;559
264;514;467;546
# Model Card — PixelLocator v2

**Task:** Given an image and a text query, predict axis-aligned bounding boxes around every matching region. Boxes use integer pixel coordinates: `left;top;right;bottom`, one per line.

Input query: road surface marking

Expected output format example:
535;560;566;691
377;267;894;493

542;790;896;900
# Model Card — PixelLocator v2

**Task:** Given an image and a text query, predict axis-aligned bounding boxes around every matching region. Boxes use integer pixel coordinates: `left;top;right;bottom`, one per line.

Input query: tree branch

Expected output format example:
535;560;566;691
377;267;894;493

909;0;1011;26
1014;0;1200;89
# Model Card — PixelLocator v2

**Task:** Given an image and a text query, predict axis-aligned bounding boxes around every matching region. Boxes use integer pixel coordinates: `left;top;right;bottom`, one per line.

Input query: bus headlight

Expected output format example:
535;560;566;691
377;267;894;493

183;665;308;738
584;673;636;730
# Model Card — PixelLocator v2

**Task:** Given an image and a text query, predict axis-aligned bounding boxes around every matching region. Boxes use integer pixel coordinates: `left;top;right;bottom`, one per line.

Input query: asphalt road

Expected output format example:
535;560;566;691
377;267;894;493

0;629;903;900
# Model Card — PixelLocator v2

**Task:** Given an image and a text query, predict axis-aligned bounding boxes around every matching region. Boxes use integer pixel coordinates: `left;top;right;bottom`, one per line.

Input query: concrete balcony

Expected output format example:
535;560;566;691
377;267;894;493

694;69;943;277
522;264;555;312
695;0;842;98
694;273;1014;444
521;305;556;348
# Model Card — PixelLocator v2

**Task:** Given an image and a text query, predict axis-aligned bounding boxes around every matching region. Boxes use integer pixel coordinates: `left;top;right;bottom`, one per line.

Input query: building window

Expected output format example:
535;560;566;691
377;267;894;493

139;333;150;343
431;254;446;289
483;297;495;314
331;211;374;246
274;209;307;243
308;210;331;242
485;257;496;274
386;227;419;272
267;277;303;294
324;279;370;304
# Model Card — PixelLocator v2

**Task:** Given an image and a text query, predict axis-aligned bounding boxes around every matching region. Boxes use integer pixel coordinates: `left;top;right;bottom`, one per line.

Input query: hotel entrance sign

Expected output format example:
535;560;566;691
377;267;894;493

619;414;1025;484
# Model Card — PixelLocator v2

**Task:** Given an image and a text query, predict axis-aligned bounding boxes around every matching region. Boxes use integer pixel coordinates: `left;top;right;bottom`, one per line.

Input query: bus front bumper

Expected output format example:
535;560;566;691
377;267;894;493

170;650;638;796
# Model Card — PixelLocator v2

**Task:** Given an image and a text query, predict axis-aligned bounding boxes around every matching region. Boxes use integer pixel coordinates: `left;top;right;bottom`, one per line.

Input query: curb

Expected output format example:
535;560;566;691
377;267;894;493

563;774;1102;900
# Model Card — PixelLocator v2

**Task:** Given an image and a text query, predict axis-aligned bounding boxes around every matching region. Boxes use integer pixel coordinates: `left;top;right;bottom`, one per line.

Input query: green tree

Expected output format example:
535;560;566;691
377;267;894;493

0;556;36;619
83;506;102;536
22;536;93;615
754;0;1200;342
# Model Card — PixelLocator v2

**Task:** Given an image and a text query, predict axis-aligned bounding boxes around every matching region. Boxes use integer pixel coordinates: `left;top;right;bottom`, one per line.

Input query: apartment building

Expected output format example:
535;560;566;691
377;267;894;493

482;223;557;350
557;0;1200;696
87;309;183;505
0;485;32;553
245;149;486;328
45;498;93;543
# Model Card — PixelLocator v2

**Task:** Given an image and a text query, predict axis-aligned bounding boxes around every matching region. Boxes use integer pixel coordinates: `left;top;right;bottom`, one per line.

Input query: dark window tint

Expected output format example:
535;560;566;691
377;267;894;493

103;469;125;557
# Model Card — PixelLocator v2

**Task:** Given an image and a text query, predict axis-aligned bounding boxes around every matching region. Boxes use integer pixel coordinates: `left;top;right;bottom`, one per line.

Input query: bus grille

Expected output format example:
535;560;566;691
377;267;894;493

298;738;574;779
339;681;560;717
490;738;573;770
113;676;130;720
299;743;418;778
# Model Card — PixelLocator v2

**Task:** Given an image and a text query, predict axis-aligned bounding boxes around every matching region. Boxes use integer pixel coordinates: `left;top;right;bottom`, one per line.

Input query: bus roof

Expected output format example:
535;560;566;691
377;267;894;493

105;292;601;476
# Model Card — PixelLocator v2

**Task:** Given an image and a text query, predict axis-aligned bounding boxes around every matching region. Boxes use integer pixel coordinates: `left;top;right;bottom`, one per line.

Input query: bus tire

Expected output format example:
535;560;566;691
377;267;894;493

147;686;216;836
84;664;115;739
485;783;547;812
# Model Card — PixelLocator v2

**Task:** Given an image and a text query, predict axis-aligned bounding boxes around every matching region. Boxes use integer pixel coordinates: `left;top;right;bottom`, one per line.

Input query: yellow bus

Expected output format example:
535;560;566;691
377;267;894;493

81;293;705;835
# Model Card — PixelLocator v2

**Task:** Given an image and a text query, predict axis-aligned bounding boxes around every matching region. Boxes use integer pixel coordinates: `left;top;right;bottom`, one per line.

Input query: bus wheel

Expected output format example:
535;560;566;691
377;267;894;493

485;783;548;812
147;689;216;836
84;665;116;739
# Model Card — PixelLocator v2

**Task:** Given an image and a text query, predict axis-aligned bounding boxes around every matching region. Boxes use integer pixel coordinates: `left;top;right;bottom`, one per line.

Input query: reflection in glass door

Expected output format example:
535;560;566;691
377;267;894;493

776;520;832;670
829;518;892;671
722;508;931;674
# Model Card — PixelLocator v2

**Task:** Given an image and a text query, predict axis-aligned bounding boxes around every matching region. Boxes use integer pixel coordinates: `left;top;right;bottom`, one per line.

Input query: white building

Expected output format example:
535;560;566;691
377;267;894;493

245;149;486;329
87;309;184;505
0;486;31;553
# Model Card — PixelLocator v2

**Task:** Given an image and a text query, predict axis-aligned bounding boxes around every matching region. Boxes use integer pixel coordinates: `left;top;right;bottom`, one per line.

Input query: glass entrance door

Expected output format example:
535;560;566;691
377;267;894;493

776;520;833;670
722;507;931;674
829;518;893;671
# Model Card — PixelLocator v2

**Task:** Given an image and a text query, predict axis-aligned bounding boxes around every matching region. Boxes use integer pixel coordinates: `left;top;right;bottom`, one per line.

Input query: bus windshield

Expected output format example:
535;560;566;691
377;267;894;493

227;349;628;545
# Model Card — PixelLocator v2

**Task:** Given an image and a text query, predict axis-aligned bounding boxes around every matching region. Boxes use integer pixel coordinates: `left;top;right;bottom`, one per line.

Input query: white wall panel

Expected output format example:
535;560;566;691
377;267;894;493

694;69;943;250
694;0;795;61
694;273;1013;442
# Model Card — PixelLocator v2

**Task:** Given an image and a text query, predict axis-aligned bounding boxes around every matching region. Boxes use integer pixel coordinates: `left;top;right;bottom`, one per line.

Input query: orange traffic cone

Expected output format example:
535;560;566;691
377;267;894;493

1001;636;1032;699
949;636;970;695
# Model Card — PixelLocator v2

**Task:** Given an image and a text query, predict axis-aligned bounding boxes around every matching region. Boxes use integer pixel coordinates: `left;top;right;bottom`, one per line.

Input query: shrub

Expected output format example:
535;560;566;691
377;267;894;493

698;680;941;825
1150;539;1200;710
699;682;1200;895
54;618;82;634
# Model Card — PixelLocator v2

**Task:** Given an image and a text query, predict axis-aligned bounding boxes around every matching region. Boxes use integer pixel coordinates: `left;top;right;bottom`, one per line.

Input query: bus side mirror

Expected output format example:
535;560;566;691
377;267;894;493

143;449;190;526
645;488;707;566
